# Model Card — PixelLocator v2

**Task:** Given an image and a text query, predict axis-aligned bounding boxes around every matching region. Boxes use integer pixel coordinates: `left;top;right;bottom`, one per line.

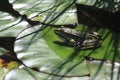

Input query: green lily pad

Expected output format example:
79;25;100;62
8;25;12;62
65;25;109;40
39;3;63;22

43;25;120;62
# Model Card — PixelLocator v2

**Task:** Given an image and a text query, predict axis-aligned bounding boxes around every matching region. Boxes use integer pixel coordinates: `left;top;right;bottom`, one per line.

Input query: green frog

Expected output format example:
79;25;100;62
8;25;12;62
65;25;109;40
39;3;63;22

54;27;102;49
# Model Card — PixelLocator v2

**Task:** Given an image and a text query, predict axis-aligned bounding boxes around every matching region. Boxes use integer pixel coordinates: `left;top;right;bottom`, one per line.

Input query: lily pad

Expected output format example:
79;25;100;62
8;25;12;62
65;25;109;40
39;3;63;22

43;25;120;62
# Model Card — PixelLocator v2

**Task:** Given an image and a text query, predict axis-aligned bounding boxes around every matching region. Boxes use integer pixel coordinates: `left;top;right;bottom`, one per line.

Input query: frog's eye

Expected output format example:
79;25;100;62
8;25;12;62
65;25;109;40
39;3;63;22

70;39;75;42
57;28;66;32
60;28;68;31
58;28;63;30
91;32;99;35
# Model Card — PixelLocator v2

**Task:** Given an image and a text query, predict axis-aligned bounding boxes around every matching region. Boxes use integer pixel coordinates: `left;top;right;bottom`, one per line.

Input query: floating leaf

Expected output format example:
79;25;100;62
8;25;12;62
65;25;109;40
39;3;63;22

0;0;120;80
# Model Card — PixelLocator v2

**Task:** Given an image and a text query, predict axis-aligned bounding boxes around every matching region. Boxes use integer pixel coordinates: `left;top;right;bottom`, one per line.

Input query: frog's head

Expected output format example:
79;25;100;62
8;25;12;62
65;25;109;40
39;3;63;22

54;28;71;41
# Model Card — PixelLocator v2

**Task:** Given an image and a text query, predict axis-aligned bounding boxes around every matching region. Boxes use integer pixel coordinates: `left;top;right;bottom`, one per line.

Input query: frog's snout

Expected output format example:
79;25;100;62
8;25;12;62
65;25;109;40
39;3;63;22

54;30;60;35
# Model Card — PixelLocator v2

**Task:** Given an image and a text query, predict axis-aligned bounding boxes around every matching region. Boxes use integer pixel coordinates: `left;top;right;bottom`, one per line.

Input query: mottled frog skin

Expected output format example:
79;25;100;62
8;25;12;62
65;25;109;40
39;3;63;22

54;28;102;49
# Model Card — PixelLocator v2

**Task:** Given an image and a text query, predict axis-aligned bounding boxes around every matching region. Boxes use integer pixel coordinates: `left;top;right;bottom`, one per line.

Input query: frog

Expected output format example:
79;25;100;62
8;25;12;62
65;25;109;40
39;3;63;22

54;27;102;49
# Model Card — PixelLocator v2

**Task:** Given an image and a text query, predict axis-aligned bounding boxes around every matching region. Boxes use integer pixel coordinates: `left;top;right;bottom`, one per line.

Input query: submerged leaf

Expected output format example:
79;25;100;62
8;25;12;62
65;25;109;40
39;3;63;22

76;3;120;32
0;37;16;56
0;53;20;70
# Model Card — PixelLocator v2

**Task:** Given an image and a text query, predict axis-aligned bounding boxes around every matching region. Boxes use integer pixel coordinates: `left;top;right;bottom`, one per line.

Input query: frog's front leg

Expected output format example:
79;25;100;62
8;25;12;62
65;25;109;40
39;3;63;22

74;42;81;47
